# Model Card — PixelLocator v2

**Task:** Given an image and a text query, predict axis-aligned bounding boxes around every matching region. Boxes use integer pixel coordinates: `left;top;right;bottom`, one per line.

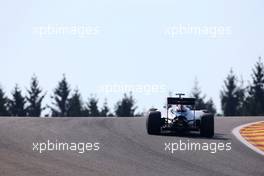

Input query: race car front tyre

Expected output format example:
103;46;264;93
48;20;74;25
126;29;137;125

200;114;214;138
146;111;162;135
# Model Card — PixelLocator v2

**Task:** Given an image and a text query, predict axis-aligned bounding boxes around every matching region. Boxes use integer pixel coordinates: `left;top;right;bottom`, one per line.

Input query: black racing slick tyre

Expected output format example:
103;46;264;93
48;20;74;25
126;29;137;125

146;111;162;135
200;113;214;138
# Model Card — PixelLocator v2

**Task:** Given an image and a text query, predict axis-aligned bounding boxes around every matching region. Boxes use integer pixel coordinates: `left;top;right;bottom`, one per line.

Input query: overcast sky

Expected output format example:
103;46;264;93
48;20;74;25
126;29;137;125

1;0;264;114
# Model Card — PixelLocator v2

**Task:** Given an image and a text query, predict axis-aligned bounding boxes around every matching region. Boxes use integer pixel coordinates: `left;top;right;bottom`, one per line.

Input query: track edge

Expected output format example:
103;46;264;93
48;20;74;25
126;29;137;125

232;121;264;156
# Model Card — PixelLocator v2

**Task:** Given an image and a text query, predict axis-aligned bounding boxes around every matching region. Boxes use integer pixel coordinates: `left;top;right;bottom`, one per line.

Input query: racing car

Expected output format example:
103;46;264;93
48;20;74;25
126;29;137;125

146;93;214;137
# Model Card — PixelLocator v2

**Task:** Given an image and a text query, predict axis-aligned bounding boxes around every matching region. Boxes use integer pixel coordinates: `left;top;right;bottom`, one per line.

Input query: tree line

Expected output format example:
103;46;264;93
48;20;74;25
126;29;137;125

0;58;263;117
220;58;264;116
0;75;137;117
187;57;264;116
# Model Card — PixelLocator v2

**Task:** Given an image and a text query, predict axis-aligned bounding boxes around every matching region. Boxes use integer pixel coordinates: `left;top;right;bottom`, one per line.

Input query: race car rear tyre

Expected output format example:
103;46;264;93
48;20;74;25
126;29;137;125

200;114;214;138
146;111;162;135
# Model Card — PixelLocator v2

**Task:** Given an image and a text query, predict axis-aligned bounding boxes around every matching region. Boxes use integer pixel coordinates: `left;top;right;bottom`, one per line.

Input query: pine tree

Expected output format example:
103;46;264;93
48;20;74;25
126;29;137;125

190;79;206;110
190;79;217;113
86;96;100;117
245;58;264;115
115;93;137;117
51;75;71;117
220;69;245;116
0;86;9;116
67;89;84;117
26;75;45;117
100;99;110;117
9;85;27;116
205;98;216;114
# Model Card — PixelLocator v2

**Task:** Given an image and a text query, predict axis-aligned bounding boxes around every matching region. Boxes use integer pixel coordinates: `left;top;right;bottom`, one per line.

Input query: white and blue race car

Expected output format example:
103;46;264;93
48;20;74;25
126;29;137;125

146;93;214;137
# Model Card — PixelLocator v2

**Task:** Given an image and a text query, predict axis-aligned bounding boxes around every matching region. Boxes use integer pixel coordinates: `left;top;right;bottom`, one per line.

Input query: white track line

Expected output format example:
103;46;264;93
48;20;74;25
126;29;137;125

232;121;264;156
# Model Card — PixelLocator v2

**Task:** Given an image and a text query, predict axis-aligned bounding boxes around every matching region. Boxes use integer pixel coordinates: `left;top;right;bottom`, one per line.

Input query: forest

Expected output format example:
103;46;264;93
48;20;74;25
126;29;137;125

0;58;263;117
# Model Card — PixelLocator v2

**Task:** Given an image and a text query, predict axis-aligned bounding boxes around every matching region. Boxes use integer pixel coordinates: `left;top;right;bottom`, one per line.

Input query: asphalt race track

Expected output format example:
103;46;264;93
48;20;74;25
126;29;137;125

0;117;263;176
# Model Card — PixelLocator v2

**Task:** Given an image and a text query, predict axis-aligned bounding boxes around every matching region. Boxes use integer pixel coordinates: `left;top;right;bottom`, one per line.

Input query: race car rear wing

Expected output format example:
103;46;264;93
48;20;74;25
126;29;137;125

167;97;196;106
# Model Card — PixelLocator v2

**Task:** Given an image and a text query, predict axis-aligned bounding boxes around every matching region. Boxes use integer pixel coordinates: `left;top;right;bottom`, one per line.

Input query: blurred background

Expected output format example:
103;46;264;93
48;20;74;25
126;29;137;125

1;0;264;117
